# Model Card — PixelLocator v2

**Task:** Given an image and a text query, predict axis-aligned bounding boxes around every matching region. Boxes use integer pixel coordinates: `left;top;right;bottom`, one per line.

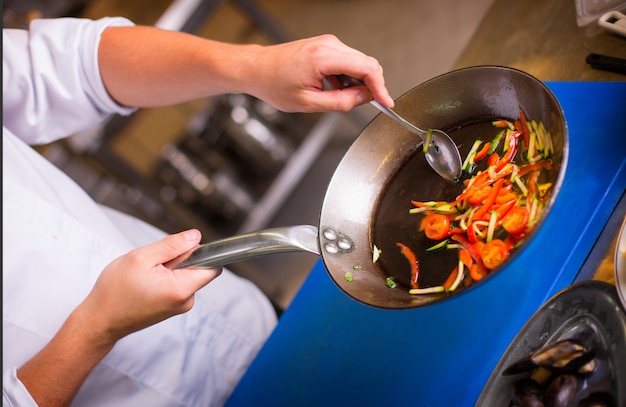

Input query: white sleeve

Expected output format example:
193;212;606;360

2;367;38;407
2;17;137;146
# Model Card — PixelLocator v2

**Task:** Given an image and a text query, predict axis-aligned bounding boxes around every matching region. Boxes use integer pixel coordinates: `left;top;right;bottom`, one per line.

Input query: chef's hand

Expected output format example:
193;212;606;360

17;229;220;406
81;229;220;341
99;26;394;113
246;34;395;113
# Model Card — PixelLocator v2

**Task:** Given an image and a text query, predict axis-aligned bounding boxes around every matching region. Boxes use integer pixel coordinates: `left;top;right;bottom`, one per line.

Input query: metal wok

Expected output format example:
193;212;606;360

170;66;568;309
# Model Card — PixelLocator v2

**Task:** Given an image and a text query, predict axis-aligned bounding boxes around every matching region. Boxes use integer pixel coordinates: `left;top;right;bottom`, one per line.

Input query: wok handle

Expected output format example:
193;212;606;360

167;225;320;269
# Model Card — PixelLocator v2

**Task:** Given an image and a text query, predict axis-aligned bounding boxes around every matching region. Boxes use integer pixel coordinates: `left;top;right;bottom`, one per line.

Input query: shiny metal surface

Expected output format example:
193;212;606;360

170;225;319;269
615;216;626;309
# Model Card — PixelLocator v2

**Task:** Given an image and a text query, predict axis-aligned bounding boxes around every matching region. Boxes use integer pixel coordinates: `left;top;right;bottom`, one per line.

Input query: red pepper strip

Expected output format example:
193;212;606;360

492;199;516;221
488;165;516;186
462;239;488;279
454;171;491;205
456;169;513;209
495;131;521;171
495;190;517;204
467;222;479;243
495;183;515;203
518;107;531;149
514;121;531;155
474;142;491;161
488;152;499;167
473;178;504;220
527;171;539;195
469;171;491;188
466;184;492;206
443;266;459;292
459;249;473;268
516;160;553;177
451;234;485;267
463;248;485;281
474;240;485;254
396;242;420;289
449;227;465;235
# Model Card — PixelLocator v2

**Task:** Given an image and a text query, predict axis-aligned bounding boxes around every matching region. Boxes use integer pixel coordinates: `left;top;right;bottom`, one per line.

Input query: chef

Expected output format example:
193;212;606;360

2;16;393;406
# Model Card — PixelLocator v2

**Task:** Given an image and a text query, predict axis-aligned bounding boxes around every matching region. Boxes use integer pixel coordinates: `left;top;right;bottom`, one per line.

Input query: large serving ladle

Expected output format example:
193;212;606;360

335;75;462;182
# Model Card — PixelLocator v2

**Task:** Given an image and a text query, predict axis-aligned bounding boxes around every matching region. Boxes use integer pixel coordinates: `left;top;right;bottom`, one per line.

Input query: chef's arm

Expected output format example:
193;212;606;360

97;25;394;113
14;306;115;406
16;230;220;407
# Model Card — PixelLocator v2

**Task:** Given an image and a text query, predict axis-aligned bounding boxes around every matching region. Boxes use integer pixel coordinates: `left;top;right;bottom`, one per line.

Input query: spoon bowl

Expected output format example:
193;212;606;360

369;99;462;181
337;75;462;182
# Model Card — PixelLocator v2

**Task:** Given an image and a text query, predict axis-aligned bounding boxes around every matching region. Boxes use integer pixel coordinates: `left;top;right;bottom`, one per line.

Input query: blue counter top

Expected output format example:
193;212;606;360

226;82;626;407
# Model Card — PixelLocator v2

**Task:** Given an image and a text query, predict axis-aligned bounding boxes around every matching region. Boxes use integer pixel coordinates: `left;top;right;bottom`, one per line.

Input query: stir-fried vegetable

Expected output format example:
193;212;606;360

393;107;555;295
385;276;397;288
420;213;451;240
396;242;420;289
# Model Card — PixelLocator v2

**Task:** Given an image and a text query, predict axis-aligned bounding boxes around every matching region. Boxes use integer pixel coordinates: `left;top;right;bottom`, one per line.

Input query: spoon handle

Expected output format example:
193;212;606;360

368;100;427;142
334;75;426;141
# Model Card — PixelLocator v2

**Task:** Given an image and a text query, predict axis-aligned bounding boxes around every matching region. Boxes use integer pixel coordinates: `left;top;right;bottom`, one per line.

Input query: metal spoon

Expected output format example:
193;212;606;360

336;75;462;182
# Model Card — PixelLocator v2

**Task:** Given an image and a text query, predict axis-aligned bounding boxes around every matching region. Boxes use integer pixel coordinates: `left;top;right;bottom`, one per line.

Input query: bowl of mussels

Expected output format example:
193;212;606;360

476;281;626;407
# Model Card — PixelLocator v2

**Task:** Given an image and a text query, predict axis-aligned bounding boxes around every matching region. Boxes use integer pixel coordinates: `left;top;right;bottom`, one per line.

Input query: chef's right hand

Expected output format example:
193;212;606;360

244;34;394;113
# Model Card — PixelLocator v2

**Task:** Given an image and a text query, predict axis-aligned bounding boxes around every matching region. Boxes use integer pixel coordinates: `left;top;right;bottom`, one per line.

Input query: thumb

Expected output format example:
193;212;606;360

160;230;223;291
143;229;202;266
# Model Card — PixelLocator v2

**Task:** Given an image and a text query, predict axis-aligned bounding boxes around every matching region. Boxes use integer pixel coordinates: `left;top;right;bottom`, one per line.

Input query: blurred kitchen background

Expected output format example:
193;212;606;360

4;0;623;311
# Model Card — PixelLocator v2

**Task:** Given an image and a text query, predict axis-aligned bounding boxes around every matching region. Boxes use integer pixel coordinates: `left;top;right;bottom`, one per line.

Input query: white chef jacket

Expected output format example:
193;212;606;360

2;17;277;407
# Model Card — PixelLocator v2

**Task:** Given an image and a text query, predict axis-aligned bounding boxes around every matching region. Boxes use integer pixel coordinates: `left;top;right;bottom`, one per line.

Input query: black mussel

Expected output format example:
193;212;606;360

576;392;617;407
504;355;539;376
575;357;597;375
509;378;545;407
503;339;596;376
544;374;583;407
531;339;587;369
